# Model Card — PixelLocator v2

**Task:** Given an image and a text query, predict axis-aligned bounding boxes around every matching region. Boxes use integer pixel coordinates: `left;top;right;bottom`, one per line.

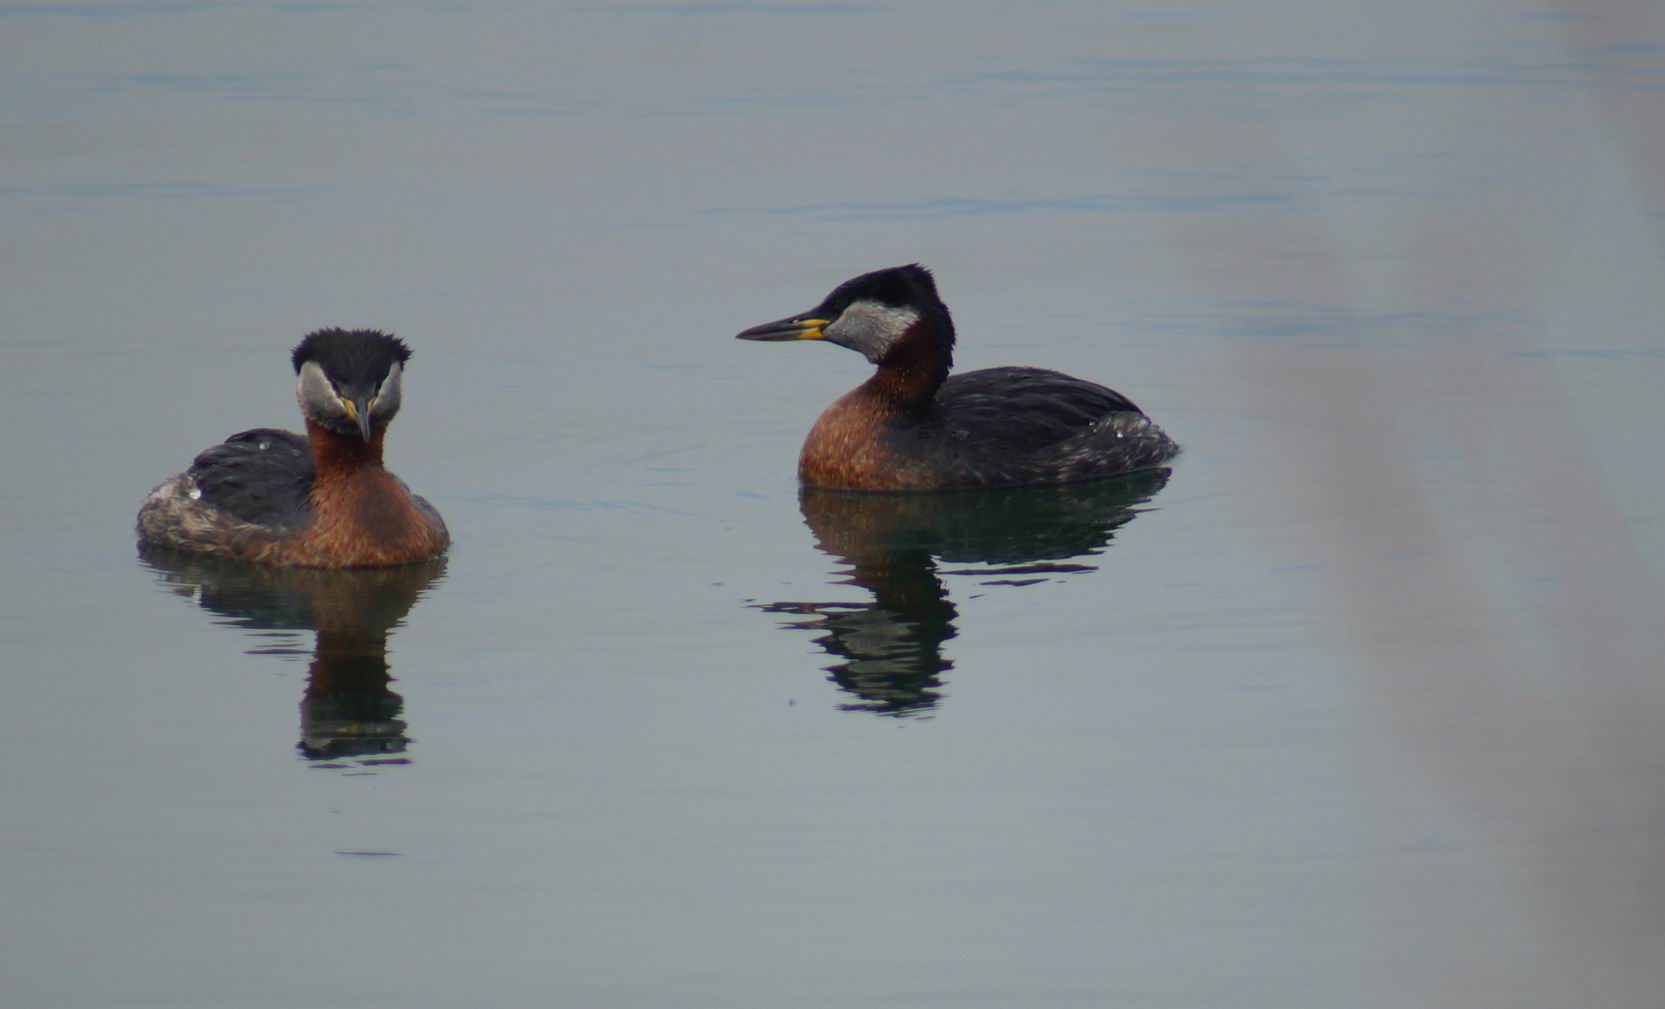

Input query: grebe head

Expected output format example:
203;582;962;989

291;328;412;441
737;264;954;366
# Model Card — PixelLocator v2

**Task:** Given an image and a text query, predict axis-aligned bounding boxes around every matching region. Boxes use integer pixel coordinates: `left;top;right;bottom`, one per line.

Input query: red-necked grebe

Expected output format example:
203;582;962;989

137;328;449;567
737;265;1179;490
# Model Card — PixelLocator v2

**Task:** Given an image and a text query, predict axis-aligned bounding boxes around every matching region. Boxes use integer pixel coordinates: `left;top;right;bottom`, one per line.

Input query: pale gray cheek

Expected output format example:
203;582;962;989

371;365;403;423
825;316;887;362
827;302;920;362
296;362;352;426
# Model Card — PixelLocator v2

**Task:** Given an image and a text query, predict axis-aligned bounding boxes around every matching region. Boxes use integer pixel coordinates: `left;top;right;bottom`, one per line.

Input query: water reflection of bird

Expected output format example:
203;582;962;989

137;329;449;568
738;265;1178;491
756;470;1171;716
139;543;445;765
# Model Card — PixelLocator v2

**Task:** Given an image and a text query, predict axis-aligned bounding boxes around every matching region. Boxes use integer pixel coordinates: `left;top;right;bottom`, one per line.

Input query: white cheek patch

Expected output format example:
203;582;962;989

297;360;328;405
296;360;347;421
836;300;919;339
826;300;921;359
371;362;402;420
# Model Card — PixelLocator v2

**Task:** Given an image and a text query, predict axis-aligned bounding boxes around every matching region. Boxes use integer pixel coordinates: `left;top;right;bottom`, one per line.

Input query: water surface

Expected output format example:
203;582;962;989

3;2;1664;1006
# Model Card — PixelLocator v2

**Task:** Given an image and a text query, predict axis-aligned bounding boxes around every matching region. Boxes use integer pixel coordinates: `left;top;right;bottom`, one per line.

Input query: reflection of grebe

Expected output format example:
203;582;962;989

758;471;1171;716
738;265;1178;491
137;329;449;568
139;545;445;764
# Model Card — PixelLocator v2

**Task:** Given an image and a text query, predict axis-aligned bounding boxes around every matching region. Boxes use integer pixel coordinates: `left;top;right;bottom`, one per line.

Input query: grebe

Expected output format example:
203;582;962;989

737;265;1179;491
137;328;450;568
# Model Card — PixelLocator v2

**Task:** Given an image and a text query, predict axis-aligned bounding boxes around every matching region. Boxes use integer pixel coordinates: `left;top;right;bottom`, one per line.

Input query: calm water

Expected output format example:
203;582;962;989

5;1;1665;1006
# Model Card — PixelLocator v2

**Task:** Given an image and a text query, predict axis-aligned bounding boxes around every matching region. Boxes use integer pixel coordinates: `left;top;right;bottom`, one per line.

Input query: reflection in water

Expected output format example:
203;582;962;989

757;470;1171;717
138;545;445;768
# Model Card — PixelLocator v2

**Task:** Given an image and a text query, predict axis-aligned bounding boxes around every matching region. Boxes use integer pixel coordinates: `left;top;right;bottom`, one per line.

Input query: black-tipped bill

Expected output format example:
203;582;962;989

342;396;375;442
736;316;830;342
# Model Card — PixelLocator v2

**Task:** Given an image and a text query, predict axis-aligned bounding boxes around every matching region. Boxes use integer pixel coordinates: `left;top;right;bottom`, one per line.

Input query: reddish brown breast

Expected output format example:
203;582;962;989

800;385;944;491
276;424;450;568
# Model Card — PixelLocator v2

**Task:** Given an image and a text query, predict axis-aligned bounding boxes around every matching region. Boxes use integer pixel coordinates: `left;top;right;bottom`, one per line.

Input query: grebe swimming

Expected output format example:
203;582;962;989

738;265;1178;490
137;328;449;567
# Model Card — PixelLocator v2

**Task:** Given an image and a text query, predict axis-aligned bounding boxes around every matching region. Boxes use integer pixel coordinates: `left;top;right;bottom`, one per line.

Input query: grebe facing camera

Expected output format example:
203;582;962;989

137;328;449;568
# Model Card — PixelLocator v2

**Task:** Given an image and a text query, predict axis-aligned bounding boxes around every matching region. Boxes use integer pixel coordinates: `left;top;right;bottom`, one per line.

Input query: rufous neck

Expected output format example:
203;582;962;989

306;420;386;474
864;322;952;411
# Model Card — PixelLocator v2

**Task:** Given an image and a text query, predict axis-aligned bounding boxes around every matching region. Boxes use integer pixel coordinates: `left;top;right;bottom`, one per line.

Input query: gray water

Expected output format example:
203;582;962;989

5;2;1665;1006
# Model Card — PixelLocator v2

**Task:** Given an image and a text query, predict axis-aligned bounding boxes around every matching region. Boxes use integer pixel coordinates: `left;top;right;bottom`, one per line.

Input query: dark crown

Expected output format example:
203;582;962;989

291;328;412;383
823;263;941;314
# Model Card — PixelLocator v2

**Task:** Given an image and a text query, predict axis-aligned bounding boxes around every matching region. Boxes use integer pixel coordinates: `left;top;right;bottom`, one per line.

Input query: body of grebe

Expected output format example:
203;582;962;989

738;265;1178;491
137;328;449;567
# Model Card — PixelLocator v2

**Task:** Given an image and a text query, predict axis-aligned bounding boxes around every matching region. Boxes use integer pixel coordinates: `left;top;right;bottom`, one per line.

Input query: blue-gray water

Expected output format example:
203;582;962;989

4;2;1664;1006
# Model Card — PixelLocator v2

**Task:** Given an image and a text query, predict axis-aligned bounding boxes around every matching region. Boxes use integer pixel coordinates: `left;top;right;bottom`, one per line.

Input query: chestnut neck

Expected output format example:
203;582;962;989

859;320;953;413
305;420;387;477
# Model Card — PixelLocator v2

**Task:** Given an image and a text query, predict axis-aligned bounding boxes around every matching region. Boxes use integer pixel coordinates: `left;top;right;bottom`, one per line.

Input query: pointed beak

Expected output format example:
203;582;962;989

736;316;830;342
341;396;374;442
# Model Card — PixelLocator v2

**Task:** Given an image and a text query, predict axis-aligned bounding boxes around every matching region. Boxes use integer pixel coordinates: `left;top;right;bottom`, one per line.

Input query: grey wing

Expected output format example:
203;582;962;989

399;480;451;542
914;367;1175;486
935;367;1144;452
188;428;315;528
